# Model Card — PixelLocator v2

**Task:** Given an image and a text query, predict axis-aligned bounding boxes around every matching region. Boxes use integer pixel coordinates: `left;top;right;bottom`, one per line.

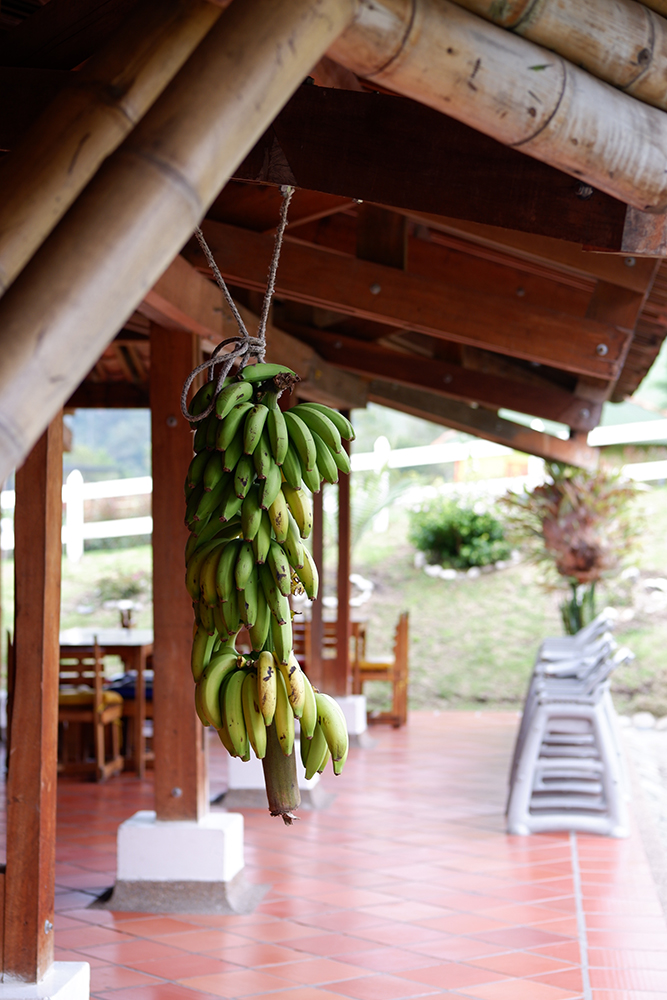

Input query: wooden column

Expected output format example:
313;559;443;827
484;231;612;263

310;488;324;689
333;427;352;697
4;414;62;982
150;324;207;822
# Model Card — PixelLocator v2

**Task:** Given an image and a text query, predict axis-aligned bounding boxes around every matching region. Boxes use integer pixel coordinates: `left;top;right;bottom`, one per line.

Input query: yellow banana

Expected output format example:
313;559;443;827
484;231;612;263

242;671;267;759
300;670;318;739
295;546;319;600
275;650;306;719
271;614;293;667
304;722;329;780
274;670;295;757
256;650;277;725
268;540;292;597
281;510;305;569
282;484;312;539
268;489;290;543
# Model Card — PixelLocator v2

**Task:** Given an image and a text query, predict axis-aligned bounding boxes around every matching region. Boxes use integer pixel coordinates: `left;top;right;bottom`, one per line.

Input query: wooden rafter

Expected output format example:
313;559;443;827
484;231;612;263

189;220;632;381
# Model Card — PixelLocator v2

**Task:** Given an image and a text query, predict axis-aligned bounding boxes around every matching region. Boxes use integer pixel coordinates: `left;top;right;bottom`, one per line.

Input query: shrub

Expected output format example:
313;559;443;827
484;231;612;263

408;497;512;569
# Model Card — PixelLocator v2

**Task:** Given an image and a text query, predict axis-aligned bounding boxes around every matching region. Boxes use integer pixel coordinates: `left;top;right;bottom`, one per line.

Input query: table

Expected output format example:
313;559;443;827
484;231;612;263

59;627;153;778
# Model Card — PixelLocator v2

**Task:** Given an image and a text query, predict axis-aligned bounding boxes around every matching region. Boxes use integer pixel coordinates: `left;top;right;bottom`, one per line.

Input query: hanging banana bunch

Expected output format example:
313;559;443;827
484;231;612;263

184;360;353;822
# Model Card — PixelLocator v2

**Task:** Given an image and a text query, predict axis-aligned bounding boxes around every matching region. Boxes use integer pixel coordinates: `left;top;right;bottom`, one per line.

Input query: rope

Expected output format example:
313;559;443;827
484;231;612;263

181;185;294;423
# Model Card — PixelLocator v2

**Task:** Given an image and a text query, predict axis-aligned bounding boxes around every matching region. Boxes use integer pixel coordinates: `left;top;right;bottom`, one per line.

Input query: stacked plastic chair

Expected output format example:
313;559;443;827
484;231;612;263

507;610;634;838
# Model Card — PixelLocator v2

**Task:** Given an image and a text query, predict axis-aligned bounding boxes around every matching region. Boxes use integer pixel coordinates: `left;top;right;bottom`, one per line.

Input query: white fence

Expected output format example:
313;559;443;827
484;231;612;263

1;429;667;558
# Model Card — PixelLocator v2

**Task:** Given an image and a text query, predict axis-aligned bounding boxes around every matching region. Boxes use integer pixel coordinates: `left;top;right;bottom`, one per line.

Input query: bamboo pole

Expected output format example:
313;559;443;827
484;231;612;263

0;0;357;486
328;0;667;213
0;0;223;296
450;0;667;114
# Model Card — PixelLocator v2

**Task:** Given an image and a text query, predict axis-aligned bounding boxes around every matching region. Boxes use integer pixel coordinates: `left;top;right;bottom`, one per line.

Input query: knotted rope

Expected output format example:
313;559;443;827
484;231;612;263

181;185;294;422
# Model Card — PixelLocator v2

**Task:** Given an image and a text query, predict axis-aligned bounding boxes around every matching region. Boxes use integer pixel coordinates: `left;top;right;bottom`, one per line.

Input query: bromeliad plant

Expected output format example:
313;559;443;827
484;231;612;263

501;462;640;634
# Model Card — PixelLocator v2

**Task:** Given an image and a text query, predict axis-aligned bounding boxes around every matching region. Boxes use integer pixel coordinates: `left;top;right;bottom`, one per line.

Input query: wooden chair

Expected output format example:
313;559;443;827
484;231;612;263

352;612;409;728
108;654;154;773
58;642;124;781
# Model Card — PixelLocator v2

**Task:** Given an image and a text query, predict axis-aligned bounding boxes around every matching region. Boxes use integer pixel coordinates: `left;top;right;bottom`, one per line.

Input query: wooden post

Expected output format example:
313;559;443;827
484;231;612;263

310;488;324;689
150;325;207;822
333;429;351;697
4;414;63;982
0;0;357;488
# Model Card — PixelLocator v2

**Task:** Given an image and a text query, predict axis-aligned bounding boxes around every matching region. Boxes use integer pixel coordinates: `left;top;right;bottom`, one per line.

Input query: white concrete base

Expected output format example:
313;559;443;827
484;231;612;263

0;963;89;1000
117;810;244;883
227;743;319;791
334;695;367;735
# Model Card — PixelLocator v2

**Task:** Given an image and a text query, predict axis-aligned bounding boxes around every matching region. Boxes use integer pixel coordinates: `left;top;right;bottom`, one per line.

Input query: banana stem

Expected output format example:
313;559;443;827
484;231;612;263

262;721;301;824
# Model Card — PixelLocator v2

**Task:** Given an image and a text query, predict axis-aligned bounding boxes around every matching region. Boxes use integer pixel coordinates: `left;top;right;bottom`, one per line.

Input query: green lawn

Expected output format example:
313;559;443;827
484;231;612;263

3;483;667;715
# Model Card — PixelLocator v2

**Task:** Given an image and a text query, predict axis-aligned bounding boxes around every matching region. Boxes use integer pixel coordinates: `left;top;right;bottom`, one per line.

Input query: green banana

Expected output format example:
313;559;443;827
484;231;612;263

282;484;313;539
199;648;240;729
252;510;272;565
217;690;239;756
198;599;215;635
234;540;255;591
266;396;289;466
221;423;245;473
295;546;319;600
244;404;270;455
301;401;355;441
215;537;242;604
268;489;290;543
304;722;329;780
222;668;250;758
187;379;217;422
220;585;241;635
260;563;289;624
215;379;254;420
193;414;211;453
238;564;259;628
293;403;343;454
300;670;318;740
253;428;273;480
185;538;224;601
315;692;349;774
205;410;219;450
185;450;210;493
260;460;282;510
281;510;305;569
218;479;244;523
194;681;211;728
217;400;253;452
275;650;306;719
271;613;293;667
187;516;241;561
241;484;263;540
184;481;205;527
301;461;322;495
248;590;271;651
194;474;227;522
312;430;339;485
274;669;295;757
284;410;317;471
268;539;292;597
239;362;298;384
233;454;255;499
256;650;277;726
242;670;267;759
199;543;225;607
203;451;225;492
280;443;302;489
191;625;216;681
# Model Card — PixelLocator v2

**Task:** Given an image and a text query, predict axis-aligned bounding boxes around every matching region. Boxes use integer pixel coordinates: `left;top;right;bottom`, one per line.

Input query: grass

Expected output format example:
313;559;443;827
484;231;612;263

3;483;667;715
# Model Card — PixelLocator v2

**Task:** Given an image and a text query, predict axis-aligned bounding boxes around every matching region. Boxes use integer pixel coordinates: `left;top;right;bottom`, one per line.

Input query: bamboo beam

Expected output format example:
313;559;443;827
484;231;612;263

0;0;222;296
190;220;631;380
451;0;667;114
0;0;358;488
289;326;602;431
329;0;667;212
4;414;63;982
368;380;599;470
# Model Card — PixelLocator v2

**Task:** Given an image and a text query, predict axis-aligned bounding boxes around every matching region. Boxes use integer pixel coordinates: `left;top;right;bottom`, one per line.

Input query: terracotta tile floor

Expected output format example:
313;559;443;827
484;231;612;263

9;711;667;998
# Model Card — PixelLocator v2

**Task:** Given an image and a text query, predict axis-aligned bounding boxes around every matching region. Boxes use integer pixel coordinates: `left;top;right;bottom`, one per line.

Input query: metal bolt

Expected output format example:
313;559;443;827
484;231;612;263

470;401;479;409
44;920;53;935
624;256;636;267
516;287;525;297
171;786;183;798
580;408;591;419
353;198;364;204
596;343;609;356
334;340;342;350
443;374;453;384
166;415;178;428
369;283;382;295
575;183;593;200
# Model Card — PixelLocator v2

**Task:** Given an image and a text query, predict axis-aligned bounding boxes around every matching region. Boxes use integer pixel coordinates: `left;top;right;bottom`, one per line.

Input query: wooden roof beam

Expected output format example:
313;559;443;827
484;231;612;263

284;326;601;432
368;380;598;470
190;220;632;381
